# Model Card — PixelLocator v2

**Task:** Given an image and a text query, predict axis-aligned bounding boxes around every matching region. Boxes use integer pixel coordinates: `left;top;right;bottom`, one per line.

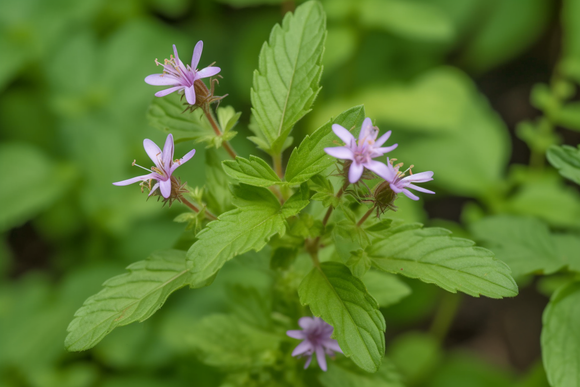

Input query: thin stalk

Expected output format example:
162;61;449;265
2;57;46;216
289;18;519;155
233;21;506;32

273;153;283;179
181;197;217;221
202;108;237;159
429;292;462;343
356;206;375;227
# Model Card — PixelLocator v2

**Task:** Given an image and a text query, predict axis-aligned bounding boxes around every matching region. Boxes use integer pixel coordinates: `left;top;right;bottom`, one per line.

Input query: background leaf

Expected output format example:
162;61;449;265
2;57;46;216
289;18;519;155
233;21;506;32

367;222;518;298
249;0;326;154
298;262;386;373
547;144;580;185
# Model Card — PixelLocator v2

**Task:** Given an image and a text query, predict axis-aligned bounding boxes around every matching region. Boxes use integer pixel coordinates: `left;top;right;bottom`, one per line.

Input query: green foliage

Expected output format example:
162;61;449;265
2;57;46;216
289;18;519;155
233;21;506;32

388;332;442;385
319;358;404;387
298;262;386;373
367;222;518;298
362;270;412;308
547;144;580;185
542;282;580;387
285;105;365;184
223;156;282;187
471;215;580;277
249;1;326;155
65;250;205;351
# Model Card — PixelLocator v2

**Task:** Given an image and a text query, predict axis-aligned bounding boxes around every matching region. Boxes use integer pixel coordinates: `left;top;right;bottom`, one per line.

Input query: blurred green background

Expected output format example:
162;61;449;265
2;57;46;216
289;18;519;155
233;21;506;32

1;0;579;386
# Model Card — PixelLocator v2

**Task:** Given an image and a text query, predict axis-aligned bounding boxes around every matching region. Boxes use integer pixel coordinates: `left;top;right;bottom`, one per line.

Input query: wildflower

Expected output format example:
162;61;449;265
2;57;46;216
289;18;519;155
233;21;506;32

145;41;221;105
379;158;434;201
113;134;195;199
324;118;397;183
286;317;342;371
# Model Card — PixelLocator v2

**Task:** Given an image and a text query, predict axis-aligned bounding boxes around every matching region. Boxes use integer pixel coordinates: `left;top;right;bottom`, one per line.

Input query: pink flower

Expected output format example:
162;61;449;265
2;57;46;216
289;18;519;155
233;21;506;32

145;41;221;105
113;134;195;199
287;317;342;371
380;158;435;201
324;118;398;183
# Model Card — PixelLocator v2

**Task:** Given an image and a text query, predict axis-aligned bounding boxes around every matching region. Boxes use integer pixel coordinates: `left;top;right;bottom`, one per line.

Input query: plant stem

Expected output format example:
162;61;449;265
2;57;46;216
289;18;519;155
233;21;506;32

181;197;217;221
273;153;283;179
202;107;237;159
356;206;375;227
429;292;462;343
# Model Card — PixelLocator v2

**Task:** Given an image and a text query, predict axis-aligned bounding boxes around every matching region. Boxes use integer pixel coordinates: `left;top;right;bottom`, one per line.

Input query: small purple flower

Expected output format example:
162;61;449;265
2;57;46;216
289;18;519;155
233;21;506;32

381;158;435;201
324;117;398;183
287;317;342;371
113;134;195;199
145;41;221;105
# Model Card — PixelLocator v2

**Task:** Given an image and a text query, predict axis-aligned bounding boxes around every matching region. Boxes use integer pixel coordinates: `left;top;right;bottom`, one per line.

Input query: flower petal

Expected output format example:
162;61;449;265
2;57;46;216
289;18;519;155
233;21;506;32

197;66;221;79
332;124;355;145
404;171;434;182
143;138;162;166
407;183;435;194
316;345;328;371
298;317;315;330
348;162;364;183
364;160;391;179
185;86;196;105
162;134;174;170
170;148;196;174
323;339;343;354
374;130;392;147
358;117;374;142
145;74;180;86
112;174;153;186
160;179;172;198
304;355;313;369
390;182;404;193
286;330;306;339
155;86;184;98
292;340;313;357
148;182;160;197
372;143;398;156
191;40;203;69
324;146;354;160
402;188;419;201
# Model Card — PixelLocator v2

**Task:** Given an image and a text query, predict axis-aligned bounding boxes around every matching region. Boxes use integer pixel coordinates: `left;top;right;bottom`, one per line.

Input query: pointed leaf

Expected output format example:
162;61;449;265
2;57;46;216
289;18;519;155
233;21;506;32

286;106;365;184
222;155;282;187
65;250;204;351
367;222;518;298
298;262;386;373
249;0;326;155
547;144;580;185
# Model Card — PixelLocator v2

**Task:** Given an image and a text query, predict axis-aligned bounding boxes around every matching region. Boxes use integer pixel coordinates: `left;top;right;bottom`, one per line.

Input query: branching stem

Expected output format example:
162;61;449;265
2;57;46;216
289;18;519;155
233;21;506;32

181;197;217;221
202;107;237;159
356;206;375;227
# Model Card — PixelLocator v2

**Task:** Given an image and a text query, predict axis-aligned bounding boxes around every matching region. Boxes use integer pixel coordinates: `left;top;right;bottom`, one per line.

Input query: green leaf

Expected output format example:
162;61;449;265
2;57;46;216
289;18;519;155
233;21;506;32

286;106;365;184
367;222;518;298
319;358;404;387
470;215;580;277
249;0;326;155
65;250;205;351
216;105;242;133
298;262;386;372
542;281;580;387
280;182;310;217
362;270;411;308
222;156;282;187
346;250;372;278
388;332;442;385
547;144;580;185
187;314;281;369
146;93;213;142
204;149;233;215
186;186;286;282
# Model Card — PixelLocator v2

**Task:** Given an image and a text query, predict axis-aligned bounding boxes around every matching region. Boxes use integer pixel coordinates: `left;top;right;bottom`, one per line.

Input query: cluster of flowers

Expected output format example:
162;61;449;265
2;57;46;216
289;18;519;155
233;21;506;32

113;41;435;372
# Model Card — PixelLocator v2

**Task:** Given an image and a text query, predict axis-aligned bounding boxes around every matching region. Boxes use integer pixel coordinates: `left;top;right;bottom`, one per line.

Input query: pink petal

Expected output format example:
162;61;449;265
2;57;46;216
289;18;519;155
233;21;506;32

323;339;342;354
292;340;313;357
407;183;435;194
148;182;160;197
364;160;391;179
304;355;313;369
155;86;184;98
316;345;328;371
324;146;354;160
160;179;172;198
374;130;392;147
298;317;315;330
286;330;306;339
191;41;203;69
372;143;398;156
185;86;196;105
162;134;174;169
143;138;162;166
404;171;434;182
144;73;180;86
173;44;180;61
170;148;196;174
113;174;153;186
390;182;404;194
197;66;221;79
348;162;364;183
358;117;373;142
332;124;355;145
402;188;419;201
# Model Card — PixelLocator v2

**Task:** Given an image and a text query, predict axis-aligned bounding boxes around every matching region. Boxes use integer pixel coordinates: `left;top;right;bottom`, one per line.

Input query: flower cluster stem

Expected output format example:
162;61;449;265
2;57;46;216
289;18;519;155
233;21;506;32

430;292;462;344
181;197;217;221
202;108;237;159
356;206;375;227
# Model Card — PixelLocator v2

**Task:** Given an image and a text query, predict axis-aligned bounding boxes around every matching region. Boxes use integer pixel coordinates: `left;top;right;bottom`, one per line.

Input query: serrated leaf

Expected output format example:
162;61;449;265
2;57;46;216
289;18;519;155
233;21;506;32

298;262;386;372
542;281;580;387
547;144;580;185
65;250;205;351
346;250;372;278
367;222;518;298
249;0;326;155
280;182;310;217
286;106;365;184
216;105;242;133
204;149;233;214
470;215;570;277
319;358;404;387
146;93;213;142
222;156;282;187
363;270;411;308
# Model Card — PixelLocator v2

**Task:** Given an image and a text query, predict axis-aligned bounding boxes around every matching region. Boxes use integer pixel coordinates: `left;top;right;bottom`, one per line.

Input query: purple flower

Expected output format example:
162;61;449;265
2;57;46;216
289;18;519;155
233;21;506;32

380;158;435;201
324;118;398;183
145;41;221;105
113;134;195;199
287;317;342;371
